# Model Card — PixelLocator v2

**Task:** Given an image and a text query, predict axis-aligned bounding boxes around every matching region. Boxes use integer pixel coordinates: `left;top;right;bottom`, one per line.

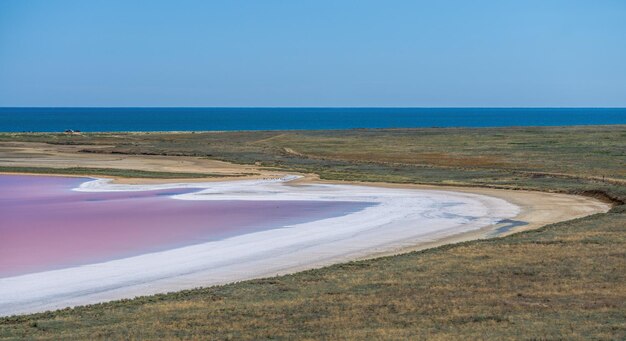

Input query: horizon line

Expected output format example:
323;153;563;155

1;106;626;109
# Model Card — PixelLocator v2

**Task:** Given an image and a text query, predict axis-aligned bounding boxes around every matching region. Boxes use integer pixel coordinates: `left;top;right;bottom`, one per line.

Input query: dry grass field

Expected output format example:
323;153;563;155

0;125;625;339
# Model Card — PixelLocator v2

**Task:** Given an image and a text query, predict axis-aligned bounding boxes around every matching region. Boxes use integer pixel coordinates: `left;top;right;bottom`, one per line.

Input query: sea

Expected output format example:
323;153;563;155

0;107;625;132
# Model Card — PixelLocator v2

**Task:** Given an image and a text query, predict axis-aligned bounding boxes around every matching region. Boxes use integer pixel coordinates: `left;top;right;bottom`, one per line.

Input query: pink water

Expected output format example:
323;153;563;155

0;175;370;278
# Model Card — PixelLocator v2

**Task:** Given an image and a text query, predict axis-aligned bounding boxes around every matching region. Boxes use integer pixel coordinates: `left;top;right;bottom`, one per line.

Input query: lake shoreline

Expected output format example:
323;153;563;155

0;173;610;316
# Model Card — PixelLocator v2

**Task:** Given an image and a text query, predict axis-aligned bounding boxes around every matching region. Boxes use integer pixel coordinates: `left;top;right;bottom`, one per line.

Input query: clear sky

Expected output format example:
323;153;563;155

1;0;625;107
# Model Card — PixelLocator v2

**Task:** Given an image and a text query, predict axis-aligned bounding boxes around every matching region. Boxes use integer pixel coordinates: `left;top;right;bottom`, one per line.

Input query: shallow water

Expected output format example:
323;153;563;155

0;175;371;277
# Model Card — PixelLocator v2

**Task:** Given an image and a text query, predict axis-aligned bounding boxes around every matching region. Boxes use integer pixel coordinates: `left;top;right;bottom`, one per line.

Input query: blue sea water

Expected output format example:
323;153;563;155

0;108;625;132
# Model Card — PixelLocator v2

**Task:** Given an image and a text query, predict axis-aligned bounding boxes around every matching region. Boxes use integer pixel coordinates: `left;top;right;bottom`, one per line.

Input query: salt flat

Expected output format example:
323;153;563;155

0;175;528;316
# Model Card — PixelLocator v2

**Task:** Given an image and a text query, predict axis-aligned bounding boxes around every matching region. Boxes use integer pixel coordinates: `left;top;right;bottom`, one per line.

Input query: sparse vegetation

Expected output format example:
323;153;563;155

0;166;230;179
0;125;625;339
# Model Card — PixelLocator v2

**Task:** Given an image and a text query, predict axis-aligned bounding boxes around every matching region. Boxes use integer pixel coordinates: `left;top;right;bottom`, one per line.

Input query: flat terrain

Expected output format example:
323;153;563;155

0;125;625;339
0;141;282;182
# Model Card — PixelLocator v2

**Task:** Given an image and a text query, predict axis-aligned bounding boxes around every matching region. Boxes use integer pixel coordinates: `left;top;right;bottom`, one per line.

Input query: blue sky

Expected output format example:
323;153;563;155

1;0;625;107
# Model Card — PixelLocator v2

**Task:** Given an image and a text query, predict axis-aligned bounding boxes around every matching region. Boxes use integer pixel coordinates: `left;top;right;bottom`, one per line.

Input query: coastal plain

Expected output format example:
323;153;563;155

0;125;625;339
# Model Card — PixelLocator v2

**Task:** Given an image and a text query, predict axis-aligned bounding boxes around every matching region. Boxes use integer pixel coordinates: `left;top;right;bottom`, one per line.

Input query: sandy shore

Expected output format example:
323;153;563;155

334;182;610;260
0;143;611;316
0;141;288;182
0;174;610;316
1;176;517;315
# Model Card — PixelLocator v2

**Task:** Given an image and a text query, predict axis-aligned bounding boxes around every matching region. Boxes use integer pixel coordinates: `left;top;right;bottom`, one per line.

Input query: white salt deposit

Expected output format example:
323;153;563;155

0;176;519;316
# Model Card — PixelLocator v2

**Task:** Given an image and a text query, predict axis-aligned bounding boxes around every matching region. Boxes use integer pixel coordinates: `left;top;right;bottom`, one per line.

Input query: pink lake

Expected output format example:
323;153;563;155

0;175;371;277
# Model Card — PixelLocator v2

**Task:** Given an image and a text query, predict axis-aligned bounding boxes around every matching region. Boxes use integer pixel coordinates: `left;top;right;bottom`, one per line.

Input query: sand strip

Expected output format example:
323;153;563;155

0;175;610;316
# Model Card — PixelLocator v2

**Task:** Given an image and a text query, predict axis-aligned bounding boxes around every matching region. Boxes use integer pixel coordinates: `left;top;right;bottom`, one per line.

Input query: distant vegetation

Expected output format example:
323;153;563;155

0;166;227;179
0;125;625;340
